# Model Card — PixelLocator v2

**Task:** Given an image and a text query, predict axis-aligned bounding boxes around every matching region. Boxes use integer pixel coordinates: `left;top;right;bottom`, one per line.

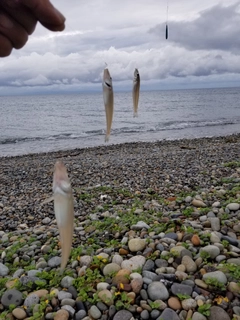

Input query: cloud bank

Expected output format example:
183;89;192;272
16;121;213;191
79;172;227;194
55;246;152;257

1;0;240;95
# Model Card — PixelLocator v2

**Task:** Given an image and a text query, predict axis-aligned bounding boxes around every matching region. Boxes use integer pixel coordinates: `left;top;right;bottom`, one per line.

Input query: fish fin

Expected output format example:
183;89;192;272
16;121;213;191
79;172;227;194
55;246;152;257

105;134;110;142
42;196;54;205
133;112;138;118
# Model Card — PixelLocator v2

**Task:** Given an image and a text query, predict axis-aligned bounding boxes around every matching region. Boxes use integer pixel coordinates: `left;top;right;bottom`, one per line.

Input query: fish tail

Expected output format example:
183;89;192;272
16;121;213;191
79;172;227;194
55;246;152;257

105;134;110;142
58;221;73;272
133;111;138;118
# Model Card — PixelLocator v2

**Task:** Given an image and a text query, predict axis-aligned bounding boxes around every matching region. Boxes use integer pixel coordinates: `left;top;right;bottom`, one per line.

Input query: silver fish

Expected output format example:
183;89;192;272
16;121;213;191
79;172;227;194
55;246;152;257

102;67;114;142
132;68;140;117
44;161;74;273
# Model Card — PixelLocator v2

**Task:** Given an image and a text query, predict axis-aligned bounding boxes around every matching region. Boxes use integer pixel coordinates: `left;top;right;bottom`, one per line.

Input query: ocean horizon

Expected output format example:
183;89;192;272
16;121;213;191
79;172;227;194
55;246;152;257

0;87;239;157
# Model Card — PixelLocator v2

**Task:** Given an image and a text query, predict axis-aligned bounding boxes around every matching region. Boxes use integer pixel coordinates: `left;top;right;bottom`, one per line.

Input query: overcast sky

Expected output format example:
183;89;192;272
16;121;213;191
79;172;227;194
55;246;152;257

1;0;240;95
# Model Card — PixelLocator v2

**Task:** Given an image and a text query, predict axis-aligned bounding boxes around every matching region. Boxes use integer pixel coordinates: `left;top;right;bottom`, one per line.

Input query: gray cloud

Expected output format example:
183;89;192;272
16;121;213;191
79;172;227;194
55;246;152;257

150;2;240;52
1;0;240;95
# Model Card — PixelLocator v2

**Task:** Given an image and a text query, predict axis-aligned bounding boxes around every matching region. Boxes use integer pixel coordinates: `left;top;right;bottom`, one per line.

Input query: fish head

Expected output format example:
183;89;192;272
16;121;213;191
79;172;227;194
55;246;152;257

53;161;71;195
103;68;113;91
133;68;140;82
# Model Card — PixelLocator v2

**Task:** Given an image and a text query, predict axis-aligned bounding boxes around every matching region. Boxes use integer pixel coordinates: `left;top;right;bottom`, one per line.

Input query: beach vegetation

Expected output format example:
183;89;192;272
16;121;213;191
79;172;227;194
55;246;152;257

198;303;211;316
204;277;225;291
115;291;132;310
218;262;240;282
176;293;191;300
149;300;162;309
223;161;240;168
182;207;194;217
200;251;211;262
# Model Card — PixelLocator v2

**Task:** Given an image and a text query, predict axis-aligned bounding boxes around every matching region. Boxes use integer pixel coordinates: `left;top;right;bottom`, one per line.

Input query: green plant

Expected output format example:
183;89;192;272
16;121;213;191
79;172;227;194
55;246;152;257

0;278;8;297
221;213;229;221
115;291;132;310
218;263;240;282
8;304;16;312
73;267;104;302
149;301;162;309
176;293;191;301
221;240;229;248
0;310;9;319
200;251;211;262
198;303;211;316
204;277;225;291
28;296;53;320
223;161;240;168
182;207;194;217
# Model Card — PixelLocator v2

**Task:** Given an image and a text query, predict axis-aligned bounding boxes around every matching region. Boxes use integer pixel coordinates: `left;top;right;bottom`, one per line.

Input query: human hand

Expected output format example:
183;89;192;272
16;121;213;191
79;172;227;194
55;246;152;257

0;0;65;57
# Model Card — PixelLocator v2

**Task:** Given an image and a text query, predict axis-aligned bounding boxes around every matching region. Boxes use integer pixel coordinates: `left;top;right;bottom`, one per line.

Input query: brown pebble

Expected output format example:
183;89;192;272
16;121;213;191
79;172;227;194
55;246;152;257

126;292;136;304
112;269;131;285
12;308;27;320
51;296;58;307
131;278;143;294
54;309;69;320
32;289;49;298
119;248;129;255
200;268;207;275
168;297;181;310
191;234;200;246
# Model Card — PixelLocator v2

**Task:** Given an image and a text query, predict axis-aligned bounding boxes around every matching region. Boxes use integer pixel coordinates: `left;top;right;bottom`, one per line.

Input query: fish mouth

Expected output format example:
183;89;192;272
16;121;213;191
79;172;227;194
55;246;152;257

104;81;112;89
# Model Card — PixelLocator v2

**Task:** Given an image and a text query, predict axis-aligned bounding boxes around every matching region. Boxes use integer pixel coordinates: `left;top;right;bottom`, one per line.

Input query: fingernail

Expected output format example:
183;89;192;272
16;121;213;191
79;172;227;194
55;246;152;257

0;14;14;28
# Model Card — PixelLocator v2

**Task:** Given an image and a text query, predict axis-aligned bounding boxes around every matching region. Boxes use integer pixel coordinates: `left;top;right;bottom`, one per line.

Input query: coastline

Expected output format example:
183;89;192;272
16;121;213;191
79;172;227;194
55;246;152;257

0;133;240;319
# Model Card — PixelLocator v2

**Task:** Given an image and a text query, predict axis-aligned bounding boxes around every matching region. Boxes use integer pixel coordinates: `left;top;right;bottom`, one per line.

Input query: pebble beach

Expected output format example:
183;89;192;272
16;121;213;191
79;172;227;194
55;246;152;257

0;134;240;320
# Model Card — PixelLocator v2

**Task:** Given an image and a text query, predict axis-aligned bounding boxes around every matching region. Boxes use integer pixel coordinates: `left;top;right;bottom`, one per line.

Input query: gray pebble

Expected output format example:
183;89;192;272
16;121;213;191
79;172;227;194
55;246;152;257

61;275;75;288
171;283;193;296
141;309;150;319
150;309;161;319
61;298;76;307
75;310;87;320
24;294;40;312
58;290;72;300
157;308;180;320
48;256;61;267
62;304;76;317
113;310;133;320
148;282;169;300
89;305;102;319
1;289;23;307
0;262;9;276
208;306;230;320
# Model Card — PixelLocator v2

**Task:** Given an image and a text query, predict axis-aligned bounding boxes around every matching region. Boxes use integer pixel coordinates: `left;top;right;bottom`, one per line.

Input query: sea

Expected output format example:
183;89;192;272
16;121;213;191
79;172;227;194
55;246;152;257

0;87;240;157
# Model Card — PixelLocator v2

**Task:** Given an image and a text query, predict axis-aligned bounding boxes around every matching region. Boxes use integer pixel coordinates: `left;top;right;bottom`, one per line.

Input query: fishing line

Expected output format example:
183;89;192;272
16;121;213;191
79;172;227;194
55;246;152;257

166;0;169;39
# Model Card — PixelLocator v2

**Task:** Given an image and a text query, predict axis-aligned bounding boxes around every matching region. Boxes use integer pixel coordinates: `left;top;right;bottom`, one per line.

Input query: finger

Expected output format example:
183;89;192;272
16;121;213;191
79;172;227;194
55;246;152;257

19;0;65;31
0;33;12;57
0;12;28;49
0;0;37;35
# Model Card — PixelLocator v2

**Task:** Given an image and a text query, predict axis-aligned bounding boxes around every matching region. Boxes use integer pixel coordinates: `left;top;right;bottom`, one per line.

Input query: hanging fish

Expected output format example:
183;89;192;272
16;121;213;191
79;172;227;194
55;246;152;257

43;161;74;274
165;24;168;40
132;68;140;117
102;67;114;142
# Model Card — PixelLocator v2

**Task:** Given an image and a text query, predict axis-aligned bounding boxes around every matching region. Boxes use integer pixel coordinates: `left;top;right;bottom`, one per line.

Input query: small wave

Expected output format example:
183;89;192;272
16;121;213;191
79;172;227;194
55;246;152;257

1;118;239;145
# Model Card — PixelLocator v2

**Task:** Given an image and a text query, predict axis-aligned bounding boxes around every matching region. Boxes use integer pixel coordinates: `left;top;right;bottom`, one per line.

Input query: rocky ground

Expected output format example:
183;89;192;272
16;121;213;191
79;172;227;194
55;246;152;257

0;134;240;320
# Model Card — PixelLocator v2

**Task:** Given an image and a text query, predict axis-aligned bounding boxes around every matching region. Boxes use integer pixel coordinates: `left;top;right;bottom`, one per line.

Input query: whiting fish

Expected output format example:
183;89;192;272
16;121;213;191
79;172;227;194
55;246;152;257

44;161;74;273
132;68;140;117
102;67;114;142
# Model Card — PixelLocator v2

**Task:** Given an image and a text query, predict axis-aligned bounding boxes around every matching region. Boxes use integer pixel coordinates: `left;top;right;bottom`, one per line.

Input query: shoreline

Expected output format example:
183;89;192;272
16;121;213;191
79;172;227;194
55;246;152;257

0;132;240;160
